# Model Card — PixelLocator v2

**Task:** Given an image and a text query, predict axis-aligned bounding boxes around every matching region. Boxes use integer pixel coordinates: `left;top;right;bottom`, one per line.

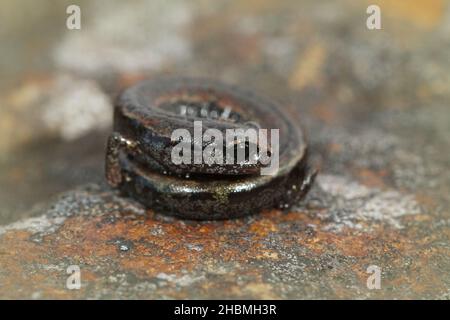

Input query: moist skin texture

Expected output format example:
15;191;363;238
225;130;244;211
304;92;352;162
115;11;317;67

105;77;316;220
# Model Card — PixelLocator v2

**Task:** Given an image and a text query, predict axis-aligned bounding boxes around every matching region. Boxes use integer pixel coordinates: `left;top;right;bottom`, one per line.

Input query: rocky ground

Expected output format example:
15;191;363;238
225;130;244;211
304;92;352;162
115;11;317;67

0;0;449;299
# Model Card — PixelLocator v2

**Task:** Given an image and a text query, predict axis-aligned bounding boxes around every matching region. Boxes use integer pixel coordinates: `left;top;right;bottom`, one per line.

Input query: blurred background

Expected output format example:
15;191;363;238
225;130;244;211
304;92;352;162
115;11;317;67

0;0;449;299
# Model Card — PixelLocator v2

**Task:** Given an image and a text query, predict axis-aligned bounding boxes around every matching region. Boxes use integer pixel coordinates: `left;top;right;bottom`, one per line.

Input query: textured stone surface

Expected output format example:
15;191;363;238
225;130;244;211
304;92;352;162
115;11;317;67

0;0;449;299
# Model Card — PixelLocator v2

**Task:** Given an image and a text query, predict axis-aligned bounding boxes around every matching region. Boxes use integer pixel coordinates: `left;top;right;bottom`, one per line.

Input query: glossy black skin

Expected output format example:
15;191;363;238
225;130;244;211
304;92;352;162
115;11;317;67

105;77;316;220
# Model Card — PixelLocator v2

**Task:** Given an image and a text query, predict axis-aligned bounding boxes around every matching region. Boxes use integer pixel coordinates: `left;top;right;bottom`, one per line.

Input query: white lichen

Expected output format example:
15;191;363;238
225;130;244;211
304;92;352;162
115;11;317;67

53;1;192;73
316;174;422;231
42;75;112;141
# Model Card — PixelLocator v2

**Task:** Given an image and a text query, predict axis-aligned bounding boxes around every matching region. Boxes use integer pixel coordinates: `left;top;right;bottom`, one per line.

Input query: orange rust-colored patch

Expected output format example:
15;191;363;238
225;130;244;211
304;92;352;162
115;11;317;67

355;168;388;189
117;73;148;90
414;193;438;210
0;203;447;299
328;142;343;154
289;43;326;91
312;102;337;124
302;229;371;257
248;214;279;237
377;0;444;30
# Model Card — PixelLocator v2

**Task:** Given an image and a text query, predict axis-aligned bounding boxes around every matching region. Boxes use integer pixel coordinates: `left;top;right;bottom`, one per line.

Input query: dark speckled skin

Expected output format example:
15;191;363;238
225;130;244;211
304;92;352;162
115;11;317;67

105;77;316;220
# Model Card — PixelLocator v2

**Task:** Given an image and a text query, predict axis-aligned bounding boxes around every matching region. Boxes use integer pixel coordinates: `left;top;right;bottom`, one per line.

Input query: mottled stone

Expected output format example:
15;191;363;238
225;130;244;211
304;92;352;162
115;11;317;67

0;0;449;299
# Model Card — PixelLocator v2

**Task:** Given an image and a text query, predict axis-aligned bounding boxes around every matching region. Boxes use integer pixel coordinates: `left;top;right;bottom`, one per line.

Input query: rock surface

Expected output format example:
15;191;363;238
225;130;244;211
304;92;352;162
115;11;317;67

0;0;449;299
